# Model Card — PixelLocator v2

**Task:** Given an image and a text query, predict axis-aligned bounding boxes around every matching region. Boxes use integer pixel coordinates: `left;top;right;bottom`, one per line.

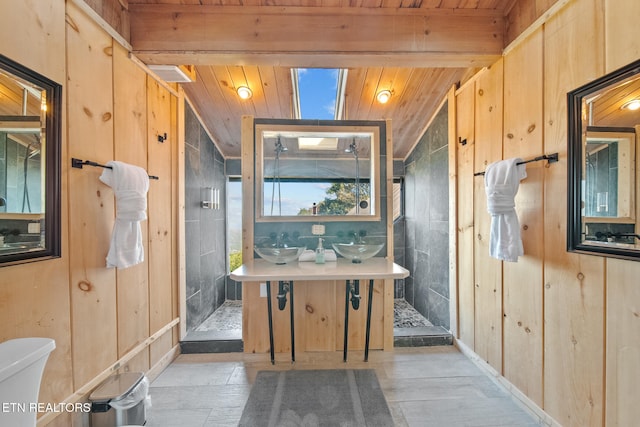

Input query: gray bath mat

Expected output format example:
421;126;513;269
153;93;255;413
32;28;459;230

239;369;393;426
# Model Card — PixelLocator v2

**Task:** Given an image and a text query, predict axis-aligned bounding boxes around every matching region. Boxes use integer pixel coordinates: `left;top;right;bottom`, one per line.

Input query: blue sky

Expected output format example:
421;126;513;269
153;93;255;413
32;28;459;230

297;68;339;120
263;182;332;216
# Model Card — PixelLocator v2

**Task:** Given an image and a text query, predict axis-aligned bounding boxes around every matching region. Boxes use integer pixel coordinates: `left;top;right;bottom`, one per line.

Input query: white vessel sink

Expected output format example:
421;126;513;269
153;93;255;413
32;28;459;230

254;246;306;264
332;240;385;263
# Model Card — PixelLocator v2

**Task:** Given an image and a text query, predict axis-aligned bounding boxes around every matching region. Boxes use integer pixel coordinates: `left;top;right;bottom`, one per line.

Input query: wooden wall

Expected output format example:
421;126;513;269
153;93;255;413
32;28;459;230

452;0;640;425
0;1;181;425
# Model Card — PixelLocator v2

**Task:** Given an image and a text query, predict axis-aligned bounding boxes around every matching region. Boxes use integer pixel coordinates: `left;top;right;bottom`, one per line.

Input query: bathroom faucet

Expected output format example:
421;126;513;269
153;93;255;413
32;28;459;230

269;231;289;247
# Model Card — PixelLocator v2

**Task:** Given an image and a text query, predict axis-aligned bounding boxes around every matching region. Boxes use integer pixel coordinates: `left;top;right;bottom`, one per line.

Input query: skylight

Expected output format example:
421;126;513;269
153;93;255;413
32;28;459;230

292;68;347;120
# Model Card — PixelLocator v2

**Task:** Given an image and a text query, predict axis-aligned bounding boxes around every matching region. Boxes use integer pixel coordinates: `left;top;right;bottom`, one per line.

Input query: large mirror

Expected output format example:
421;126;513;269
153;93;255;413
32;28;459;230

568;59;640;260
254;119;383;222
0;54;61;266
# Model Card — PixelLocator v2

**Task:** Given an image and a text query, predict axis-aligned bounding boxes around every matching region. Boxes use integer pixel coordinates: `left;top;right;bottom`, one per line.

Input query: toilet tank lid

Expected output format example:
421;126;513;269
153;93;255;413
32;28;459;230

90;372;145;402
0;338;56;383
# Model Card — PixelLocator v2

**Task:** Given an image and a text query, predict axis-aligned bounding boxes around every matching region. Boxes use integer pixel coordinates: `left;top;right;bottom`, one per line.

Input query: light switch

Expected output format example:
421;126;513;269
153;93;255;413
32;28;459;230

260;283;267;297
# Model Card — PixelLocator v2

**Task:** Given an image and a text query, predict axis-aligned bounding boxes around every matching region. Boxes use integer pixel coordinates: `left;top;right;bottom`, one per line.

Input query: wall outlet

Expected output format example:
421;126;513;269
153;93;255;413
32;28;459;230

28;222;40;234
260;282;267;297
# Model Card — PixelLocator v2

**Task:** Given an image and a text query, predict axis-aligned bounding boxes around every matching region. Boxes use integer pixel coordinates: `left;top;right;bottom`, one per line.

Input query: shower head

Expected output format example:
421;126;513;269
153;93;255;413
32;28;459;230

275;137;288;154
345;140;358;158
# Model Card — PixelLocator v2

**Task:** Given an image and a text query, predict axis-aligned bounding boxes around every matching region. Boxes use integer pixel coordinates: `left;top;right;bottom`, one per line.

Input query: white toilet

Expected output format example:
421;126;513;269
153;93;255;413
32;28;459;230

0;337;56;427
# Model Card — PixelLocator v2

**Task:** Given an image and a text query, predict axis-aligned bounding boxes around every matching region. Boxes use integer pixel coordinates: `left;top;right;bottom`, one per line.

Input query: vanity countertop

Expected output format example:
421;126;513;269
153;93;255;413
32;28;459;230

230;257;409;282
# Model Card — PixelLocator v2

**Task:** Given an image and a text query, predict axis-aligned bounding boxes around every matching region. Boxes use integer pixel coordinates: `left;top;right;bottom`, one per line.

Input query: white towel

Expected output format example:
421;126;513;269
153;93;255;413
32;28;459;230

298;249;337;262
99;161;150;268
484;158;527;262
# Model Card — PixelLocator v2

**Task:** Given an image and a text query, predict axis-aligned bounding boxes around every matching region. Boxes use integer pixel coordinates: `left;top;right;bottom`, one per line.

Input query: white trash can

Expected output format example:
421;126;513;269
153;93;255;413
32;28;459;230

89;372;150;426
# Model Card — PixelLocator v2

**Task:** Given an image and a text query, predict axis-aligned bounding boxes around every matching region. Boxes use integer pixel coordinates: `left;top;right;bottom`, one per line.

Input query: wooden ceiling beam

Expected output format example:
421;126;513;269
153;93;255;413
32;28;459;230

130;5;504;68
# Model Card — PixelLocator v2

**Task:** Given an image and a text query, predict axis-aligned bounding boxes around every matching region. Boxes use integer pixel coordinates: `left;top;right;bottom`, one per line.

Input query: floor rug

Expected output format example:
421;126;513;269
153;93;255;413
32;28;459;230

238;369;393;426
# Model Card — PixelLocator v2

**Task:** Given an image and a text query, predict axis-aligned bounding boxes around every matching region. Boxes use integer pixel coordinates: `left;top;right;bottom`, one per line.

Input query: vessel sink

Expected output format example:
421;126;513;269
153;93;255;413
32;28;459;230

254;246;306;264
332;240;385;263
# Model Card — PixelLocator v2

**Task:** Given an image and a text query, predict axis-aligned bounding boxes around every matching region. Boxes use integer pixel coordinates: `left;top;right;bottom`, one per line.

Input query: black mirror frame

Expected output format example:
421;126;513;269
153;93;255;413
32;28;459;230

567;58;640;261
0;54;62;266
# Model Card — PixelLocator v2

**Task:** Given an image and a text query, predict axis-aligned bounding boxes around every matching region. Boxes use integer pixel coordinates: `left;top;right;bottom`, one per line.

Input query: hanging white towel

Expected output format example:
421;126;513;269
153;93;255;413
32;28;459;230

99;161;150;269
484;158;527;262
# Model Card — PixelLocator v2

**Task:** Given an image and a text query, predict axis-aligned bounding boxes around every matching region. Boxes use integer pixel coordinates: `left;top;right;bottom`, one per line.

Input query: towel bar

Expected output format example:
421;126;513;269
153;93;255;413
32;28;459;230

474;153;558;176
71;158;159;180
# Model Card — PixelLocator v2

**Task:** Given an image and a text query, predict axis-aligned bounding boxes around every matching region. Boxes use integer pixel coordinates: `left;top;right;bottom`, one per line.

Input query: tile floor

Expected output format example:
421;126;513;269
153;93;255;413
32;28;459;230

146;346;540;427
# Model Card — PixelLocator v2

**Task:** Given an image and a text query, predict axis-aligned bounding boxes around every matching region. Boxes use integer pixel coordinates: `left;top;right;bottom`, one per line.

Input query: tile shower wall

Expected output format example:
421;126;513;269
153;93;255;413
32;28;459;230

184;103;227;332
403;103;450;329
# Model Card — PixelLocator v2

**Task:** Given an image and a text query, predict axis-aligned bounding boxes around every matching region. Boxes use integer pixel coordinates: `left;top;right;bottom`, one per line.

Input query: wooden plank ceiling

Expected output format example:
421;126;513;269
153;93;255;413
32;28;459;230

128;0;514;159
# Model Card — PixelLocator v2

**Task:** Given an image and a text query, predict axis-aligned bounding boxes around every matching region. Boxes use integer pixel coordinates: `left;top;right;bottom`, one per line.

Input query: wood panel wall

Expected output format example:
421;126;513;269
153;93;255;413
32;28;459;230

0;0;73;419
0;2;181;425
452;0;640;425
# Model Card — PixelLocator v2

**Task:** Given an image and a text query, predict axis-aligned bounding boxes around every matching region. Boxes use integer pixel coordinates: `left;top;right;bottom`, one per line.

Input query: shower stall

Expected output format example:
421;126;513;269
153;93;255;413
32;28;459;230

183;106;452;348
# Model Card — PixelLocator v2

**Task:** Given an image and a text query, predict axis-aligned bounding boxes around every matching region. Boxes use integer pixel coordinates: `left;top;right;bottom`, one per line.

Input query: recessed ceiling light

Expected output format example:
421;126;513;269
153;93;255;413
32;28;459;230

237;86;253;100
621;99;640;111
376;90;391;104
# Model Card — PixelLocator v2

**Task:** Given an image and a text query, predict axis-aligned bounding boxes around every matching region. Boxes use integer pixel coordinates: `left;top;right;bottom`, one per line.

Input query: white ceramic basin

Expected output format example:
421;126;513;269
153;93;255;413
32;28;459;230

332;240;385;263
254;246;306;264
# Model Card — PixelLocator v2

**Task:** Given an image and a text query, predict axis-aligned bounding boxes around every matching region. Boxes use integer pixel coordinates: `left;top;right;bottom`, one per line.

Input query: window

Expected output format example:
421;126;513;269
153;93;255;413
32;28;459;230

292;68;347;120
393;178;403;222
227;178;242;272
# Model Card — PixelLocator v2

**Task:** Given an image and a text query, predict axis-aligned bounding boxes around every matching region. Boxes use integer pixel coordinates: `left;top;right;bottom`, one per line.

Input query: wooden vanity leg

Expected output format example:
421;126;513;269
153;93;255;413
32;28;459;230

343;280;351;362
266;280;275;364
364;279;374;362
289;281;295;363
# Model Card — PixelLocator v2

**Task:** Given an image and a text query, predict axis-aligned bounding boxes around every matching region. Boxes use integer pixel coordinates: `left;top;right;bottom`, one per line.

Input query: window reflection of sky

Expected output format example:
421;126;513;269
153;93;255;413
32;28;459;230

264;182;331;216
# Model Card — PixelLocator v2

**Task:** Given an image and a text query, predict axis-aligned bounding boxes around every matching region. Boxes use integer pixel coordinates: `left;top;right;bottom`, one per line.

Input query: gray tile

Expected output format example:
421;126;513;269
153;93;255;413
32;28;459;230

146;408;211;427
184;145;202;221
186;291;202;331
402;103;451;331
400;397;539;427
185;221;202;298
203;407;246;426
427;288;451;329
380;375;503;402
185;104;201;150
151;362;241;387
148;384;250;410
382;353;483;379
429;146;449;222
146;348;540;427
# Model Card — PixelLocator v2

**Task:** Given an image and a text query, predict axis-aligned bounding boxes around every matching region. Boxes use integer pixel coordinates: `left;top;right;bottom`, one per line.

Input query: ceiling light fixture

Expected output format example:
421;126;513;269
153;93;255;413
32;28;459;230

237;86;253;100
376;90;391;104
621;99;640;111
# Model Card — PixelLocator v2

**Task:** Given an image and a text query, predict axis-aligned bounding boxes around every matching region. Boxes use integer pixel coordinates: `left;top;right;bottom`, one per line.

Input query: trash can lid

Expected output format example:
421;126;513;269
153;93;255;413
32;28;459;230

89;372;144;402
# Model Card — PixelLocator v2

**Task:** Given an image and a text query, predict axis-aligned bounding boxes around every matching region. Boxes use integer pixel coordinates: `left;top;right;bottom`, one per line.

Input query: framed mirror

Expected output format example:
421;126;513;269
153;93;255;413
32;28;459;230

0;54;61;266
568;59;640;260
254;119;383;223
